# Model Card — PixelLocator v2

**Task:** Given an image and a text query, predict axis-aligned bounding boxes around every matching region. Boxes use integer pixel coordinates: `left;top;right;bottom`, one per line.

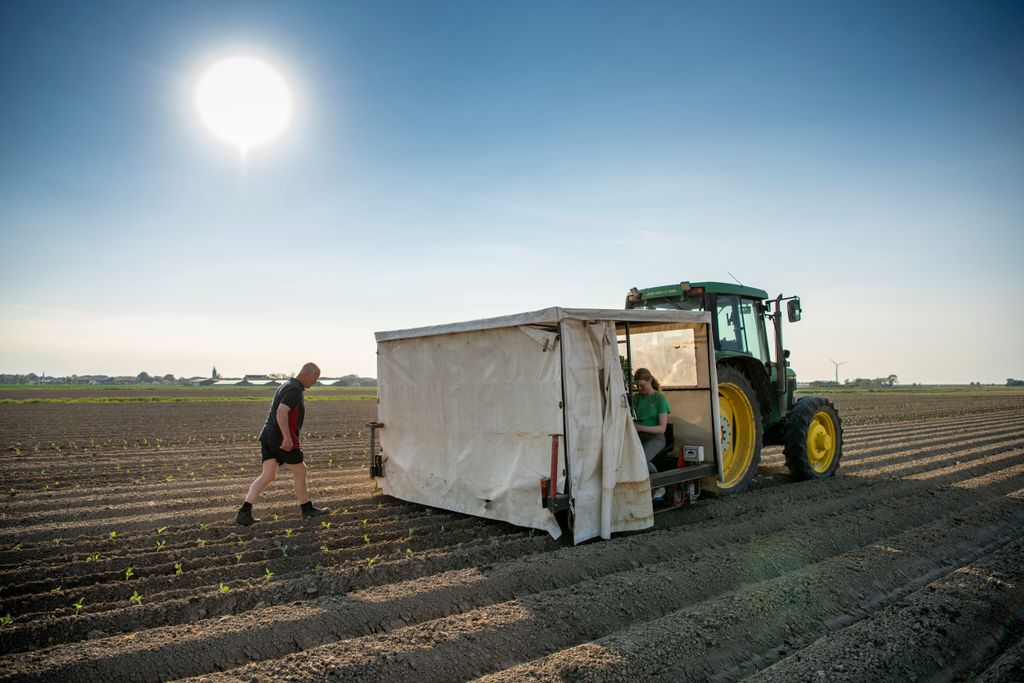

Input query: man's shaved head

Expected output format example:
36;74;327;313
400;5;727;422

296;362;321;388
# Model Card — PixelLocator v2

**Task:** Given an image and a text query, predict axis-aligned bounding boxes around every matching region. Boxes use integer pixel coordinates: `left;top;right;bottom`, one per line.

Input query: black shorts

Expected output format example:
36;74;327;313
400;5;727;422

261;442;304;465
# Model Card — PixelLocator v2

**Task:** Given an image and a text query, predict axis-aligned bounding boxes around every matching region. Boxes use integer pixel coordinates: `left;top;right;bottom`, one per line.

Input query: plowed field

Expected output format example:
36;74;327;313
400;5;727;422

1;388;1022;682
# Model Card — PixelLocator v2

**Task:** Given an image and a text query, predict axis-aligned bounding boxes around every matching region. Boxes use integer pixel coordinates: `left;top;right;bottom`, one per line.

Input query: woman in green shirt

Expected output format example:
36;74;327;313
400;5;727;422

633;367;670;475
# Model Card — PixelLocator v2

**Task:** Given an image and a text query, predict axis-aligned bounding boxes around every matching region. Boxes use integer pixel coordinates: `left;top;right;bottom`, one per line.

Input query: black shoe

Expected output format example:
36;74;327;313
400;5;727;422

235;507;259;526
301;505;329;519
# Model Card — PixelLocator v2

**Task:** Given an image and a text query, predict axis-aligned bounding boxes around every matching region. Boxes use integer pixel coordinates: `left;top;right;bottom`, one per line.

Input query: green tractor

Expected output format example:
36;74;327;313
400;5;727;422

626;281;842;494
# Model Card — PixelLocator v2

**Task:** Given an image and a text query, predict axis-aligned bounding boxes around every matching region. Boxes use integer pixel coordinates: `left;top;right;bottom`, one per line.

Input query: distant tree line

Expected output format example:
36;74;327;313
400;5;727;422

1009;378;1024;387
843;375;899;388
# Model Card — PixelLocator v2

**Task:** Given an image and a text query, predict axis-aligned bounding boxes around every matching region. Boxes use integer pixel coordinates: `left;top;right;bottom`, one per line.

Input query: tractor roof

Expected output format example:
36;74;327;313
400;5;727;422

637;281;770;301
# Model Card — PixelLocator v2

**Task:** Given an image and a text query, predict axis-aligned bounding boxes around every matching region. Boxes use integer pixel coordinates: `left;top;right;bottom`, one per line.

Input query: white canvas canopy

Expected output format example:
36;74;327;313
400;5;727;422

374;307;718;544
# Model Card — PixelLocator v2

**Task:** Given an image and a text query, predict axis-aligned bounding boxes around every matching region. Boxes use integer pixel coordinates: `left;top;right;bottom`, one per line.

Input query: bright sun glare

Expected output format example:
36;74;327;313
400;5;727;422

194;56;292;155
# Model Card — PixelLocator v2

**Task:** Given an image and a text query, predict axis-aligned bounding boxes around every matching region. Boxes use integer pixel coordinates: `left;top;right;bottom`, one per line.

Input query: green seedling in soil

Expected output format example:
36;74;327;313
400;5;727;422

362;519;368;526
199;523;209;531
0;614;12;629
155;540;166;550
13;543;21;552
280;545;288;557
320;521;331;529
264;567;274;581
125;567;134;580
285;528;294;537
50;586;63;595
218;583;230;592
129;591;143;606
235;552;243;563
377;503;383;510
73;598;84;614
366;555;379;567
156;527;167;534
53;537;62;546
343;508;349;514
165;475;173;482
272;513;280;522
86;553;99;562
312;564;322;574
406;547;414;559
408;528;414;538
174;562;183;575
197;539;206;547
109;531;117;539
363;534;370;545
320;543;329;553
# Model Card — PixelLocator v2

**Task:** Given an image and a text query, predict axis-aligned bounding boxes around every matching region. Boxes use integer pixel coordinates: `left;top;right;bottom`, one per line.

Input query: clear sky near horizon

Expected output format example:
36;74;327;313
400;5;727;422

1;0;1022;384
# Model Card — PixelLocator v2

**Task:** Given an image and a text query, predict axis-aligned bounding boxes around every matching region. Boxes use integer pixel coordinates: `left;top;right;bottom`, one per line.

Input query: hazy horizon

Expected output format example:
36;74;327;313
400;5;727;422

2;1;1022;384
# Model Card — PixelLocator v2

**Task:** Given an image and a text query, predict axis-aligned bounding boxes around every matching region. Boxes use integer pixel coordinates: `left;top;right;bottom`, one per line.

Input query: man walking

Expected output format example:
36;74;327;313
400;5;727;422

236;362;329;526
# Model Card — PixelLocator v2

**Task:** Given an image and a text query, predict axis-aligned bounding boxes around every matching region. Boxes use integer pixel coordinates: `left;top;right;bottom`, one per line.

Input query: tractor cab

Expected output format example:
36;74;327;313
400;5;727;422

626;282;776;364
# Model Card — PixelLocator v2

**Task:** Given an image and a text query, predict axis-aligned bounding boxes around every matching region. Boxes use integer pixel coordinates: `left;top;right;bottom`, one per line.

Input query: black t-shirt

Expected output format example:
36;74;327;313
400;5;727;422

258;379;305;447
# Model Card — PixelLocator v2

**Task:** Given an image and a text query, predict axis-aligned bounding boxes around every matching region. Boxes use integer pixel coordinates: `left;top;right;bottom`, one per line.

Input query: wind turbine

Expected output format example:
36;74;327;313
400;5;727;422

829;358;848;385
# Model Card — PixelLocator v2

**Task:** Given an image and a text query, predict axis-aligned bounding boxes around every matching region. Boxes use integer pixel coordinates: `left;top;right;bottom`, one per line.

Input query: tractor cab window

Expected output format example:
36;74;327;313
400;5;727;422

716;296;769;362
716;296;743;352
741;299;769;363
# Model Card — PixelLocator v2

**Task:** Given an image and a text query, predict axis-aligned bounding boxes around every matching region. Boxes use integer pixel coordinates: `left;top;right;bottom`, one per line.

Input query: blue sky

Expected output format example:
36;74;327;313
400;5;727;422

1;0;1021;383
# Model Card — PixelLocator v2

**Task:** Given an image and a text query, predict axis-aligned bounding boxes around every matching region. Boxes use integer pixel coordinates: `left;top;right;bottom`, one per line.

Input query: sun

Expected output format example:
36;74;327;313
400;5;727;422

194;56;292;155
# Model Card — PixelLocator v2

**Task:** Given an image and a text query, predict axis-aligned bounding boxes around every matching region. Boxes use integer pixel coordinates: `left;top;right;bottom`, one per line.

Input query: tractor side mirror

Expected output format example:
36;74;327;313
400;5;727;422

787;298;802;323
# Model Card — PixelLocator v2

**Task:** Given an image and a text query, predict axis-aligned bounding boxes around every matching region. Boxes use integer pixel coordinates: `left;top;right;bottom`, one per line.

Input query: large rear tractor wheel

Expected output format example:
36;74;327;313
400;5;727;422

715;366;763;494
784;396;843;480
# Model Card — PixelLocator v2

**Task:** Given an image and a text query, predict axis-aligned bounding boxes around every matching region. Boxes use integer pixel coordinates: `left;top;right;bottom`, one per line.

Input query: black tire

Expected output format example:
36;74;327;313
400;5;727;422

784;396;843;481
714;365;763;495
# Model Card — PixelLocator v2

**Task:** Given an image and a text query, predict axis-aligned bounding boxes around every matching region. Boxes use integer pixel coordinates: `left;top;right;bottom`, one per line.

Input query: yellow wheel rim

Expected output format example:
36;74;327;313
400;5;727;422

806;410;837;473
719;382;756;488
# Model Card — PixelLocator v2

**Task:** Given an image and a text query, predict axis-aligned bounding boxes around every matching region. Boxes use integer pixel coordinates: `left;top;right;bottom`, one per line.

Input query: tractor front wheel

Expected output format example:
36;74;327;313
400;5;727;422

715;365;763;494
783;396;843;480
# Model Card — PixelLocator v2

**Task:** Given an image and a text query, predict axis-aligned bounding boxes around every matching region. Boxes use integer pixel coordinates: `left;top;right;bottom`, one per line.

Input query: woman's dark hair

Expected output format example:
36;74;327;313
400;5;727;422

633;367;660;391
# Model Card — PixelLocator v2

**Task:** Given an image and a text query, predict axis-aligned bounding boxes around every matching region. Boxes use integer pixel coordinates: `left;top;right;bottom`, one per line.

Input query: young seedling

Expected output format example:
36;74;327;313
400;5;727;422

73;597;84;614
235;552;243;563
53;537;62;546
156;527;167;534
363;534;370;545
320;521;331;529
218;583;230;592
272;513;280;522
312;564;322;574
165;475;173;482
361;518;368;526
174;562;183;575
109;531;117;539
50;586;64;595
280;545;288;557
264;567;274;581
320;543;329;553
406;547;414;559
196;539;206;547
13;543;22;552
0;613;12;629
124;566;134;580
366;555;379;567
86;553;99;562
129;591;143;606
155;540;166;550
285;528;294;537
408;528;414;538
199;523;209;531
